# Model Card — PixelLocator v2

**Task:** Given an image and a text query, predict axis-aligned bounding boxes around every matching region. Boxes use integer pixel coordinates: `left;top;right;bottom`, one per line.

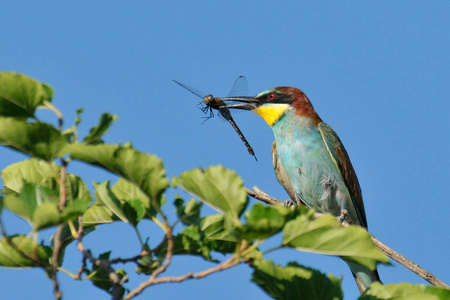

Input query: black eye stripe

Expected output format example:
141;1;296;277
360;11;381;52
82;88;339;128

259;92;294;104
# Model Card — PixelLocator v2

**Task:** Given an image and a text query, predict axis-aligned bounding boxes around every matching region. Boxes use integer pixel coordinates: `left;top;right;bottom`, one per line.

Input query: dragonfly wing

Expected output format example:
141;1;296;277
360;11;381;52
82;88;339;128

227;76;248;97
173;80;206;98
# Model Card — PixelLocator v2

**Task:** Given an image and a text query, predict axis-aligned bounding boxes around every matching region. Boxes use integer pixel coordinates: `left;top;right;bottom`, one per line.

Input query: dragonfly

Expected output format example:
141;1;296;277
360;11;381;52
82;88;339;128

174;76;257;160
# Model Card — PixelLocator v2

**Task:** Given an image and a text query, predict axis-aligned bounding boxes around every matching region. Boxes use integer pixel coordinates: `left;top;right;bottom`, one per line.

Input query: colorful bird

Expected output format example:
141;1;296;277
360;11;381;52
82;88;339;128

221;86;380;293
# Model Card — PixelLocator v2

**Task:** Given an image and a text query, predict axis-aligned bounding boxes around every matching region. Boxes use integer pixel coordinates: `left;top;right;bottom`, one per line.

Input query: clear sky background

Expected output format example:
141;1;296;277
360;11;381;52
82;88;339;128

1;1;449;300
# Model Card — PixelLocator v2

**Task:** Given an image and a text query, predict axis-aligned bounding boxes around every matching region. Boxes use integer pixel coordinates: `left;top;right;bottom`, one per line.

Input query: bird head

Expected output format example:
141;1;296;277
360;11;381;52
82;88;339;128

222;87;321;126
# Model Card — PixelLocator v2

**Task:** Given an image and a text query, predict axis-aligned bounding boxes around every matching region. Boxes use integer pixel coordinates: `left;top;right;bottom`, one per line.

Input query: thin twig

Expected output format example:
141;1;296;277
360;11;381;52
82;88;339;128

124;214;174;300
109;253;146;265
58;159;68;211
109;235;167;266
129;255;239;287
76;252;88;280
246;185;449;289
371;236;449;288
81;249;123;299
50;158;69;300
75;219;123;300
245;187;284;206
51;225;64;300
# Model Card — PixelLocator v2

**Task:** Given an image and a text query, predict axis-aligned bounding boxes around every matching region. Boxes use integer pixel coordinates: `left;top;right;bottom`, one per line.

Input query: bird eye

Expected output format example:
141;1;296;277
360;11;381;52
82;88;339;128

268;93;276;100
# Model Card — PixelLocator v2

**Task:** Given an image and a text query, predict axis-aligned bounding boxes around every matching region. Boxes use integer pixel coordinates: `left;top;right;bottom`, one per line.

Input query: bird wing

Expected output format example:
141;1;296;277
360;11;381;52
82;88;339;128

318;122;368;228
271;141;304;205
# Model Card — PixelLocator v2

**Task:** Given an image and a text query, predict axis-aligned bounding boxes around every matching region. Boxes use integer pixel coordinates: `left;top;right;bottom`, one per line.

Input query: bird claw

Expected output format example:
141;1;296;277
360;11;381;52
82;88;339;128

284;199;296;208
338;208;352;225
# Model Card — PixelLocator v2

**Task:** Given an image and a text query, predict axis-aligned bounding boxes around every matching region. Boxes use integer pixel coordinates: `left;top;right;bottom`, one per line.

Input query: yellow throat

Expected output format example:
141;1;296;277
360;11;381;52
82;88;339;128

253;104;290;126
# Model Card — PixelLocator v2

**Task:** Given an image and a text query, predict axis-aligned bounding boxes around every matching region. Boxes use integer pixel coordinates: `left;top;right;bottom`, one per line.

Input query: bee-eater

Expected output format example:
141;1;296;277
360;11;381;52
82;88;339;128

222;87;380;293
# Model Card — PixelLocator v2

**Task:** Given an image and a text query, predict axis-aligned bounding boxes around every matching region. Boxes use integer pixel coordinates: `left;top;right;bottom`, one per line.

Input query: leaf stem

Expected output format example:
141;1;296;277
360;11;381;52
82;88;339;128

134;227;144;248
262;245;282;255
43;100;63;131
57;267;78;279
151;216;165;232
67;221;77;237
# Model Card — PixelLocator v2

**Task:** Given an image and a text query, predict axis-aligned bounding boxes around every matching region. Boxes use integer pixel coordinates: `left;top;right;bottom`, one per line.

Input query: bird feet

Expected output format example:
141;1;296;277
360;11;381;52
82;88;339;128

337;208;352;225
283;199;296;208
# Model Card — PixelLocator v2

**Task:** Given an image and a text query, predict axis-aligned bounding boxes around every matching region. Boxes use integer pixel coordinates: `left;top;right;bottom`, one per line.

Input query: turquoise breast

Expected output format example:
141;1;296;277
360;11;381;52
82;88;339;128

271;109;360;224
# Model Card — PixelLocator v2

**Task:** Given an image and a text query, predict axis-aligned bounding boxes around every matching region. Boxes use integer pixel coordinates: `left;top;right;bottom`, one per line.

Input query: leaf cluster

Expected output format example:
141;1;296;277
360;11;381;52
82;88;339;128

0;72;447;300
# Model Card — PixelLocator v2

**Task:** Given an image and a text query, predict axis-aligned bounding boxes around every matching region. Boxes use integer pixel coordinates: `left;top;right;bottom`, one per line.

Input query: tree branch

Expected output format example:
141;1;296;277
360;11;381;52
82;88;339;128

246;185;449;289
109;235;167;266
124;211;174;300
75;218;124;300
50;158;69;300
370;235;449;288
245;187;285;206
128;254;239;286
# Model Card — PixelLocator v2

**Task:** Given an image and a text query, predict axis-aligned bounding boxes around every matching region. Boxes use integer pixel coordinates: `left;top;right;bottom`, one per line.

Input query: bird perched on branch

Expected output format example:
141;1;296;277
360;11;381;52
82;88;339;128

222;86;380;293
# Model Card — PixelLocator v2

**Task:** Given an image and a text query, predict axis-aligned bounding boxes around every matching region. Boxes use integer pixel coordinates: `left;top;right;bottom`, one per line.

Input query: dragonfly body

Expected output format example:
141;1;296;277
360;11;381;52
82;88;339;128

174;77;257;160
203;94;256;158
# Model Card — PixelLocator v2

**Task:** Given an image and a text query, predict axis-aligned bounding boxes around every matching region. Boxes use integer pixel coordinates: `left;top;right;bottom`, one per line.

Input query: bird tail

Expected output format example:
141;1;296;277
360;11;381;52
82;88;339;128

346;261;381;294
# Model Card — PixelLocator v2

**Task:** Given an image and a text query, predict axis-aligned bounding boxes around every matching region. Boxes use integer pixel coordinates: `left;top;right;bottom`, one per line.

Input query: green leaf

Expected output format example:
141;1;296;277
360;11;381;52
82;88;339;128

3;195;34;224
0;117;66;161
1;159;58;195
174;196;202;226
172;165;248;223
234;203;305;240
283;214;389;270
0;72;52;119
171;225;214;261
94;181;146;227
1;159;92;204
201;214;237;254
201;214;237;243
83;113;118;144
42;83;53;102
32;202;61;230
64;143;168;204
4;182;90;230
65;173;92;203
136;254;164;275
62;108;84;143
94;181;130;224
251;259;343;300
75;108;83;126
112;178;155;218
112;178;149;208
123;199;145;227
62;128;76;144
360;282;450;300
3;183;58;225
152;223;219;262
60;199;92;221
112;178;149;205
84;251;126;297
0;235;51;268
82;202;117;225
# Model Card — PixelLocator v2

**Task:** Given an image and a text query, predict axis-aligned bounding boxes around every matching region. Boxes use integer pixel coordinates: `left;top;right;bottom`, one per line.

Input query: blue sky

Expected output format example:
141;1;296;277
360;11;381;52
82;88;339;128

1;1;449;299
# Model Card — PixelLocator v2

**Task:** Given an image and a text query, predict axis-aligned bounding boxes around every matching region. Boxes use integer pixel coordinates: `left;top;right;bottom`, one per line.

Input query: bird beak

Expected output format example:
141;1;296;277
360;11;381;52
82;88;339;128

220;96;261;111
